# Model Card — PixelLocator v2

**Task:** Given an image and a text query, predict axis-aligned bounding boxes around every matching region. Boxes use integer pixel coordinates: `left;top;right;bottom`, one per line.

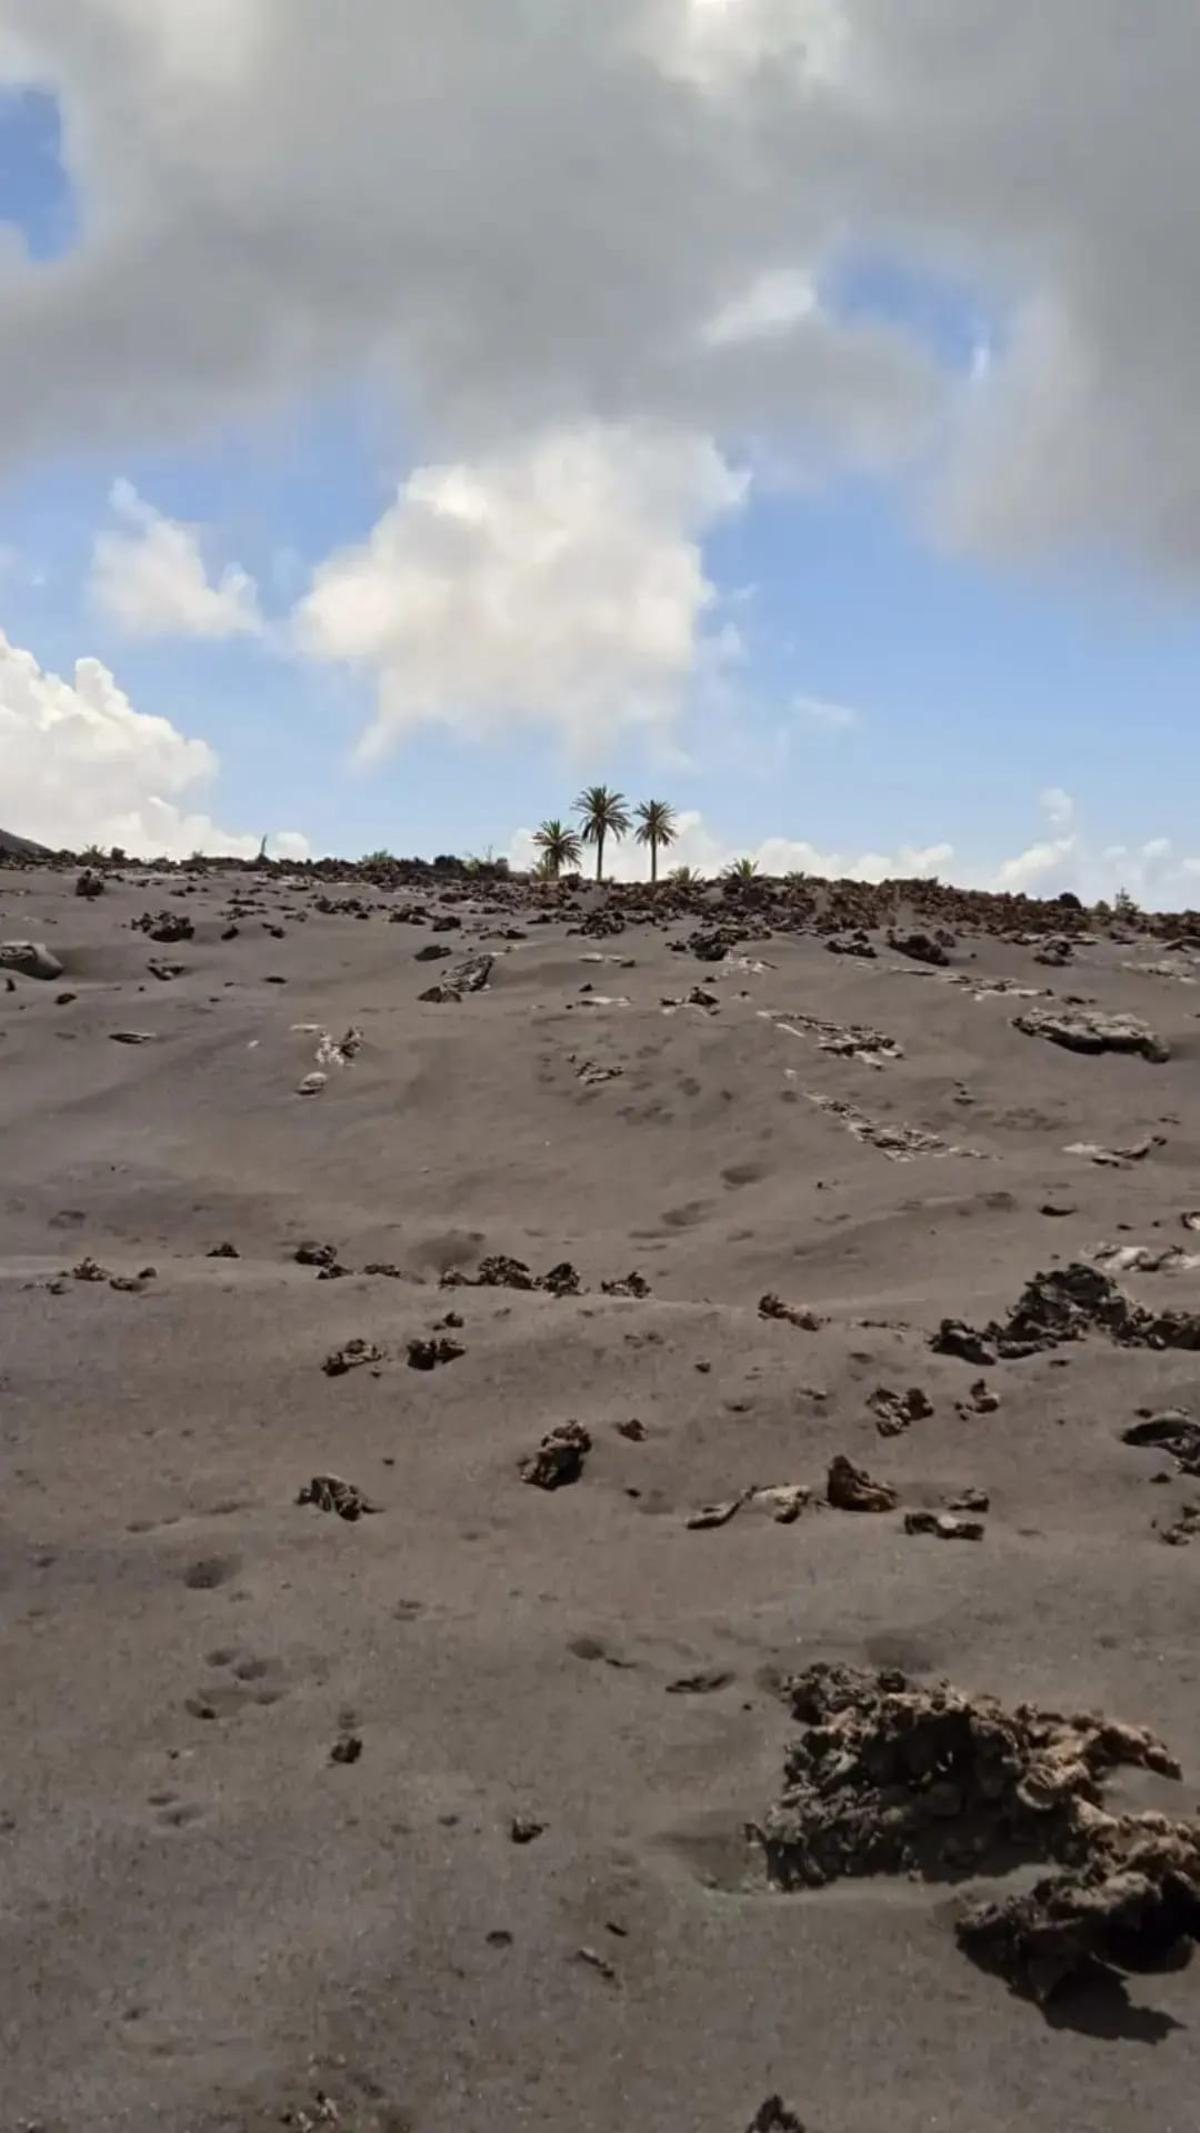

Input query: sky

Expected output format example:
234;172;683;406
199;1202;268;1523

0;2;1197;902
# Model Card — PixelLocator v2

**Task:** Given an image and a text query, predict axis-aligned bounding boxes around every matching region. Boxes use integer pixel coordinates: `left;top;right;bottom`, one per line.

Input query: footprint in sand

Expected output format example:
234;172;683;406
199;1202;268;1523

186;1648;287;1717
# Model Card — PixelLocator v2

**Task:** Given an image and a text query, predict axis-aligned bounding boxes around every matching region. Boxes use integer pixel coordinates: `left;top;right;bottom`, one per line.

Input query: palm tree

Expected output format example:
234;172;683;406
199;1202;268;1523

671;864;703;885
723;856;759;882
574;785;631;883
634;798;678;885
532;818;582;879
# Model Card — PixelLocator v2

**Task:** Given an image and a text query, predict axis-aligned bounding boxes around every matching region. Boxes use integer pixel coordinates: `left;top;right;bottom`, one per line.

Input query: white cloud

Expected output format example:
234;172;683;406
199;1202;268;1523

703;268;818;348
793;692;860;733
509;808;952;884
1039;786;1075;830
507;798;1200;908
0;3;1196;575
994;834;1079;893
988;819;1200;908
296;423;747;756
90;480;261;640
0;627;306;858
0;3;941;493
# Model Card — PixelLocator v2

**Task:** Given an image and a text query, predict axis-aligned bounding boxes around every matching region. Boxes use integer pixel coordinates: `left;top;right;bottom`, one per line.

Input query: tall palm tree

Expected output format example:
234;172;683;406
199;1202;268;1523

634;798;678;885
532;818;581;879
574;785;631;883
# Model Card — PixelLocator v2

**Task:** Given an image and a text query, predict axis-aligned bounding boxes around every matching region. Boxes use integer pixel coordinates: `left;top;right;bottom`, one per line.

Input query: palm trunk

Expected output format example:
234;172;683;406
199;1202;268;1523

596;831;605;884
650;839;658;885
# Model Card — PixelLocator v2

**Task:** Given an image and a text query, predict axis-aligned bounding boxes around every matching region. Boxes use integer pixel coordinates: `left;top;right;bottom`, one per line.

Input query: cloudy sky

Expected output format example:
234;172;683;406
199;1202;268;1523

0;1;1197;898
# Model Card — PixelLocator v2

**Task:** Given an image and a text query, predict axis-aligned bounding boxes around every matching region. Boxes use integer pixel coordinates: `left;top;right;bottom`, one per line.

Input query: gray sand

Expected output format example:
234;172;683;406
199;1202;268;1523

3;865;1199;2131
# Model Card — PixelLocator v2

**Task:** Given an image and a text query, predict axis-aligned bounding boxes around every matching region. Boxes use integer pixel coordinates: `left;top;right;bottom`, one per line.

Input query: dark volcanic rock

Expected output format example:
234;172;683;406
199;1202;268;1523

520;1421;592;1490
1014;1006;1169;1064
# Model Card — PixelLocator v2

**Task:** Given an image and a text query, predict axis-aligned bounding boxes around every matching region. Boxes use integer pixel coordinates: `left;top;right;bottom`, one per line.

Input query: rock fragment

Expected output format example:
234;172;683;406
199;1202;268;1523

904;1511;985;1541
1015;1006;1169;1063
958;1841;1200;2003
888;928;954;966
601;1271;651;1298
868;1385;933;1437
1066;1135;1164;1167
322;1338;384;1377
135;910;193;944
755;1663;1198;2002
686;1492;752;1531
1122;1411;1200;1475
933;1262;1200;1362
759;1294;822;1330
297;1475;379;1520
0;940;64;980
746;2102;807;2133
521;1422;592;1490
420;951;494;1003
406;1335;465;1370
826;1455;896;1512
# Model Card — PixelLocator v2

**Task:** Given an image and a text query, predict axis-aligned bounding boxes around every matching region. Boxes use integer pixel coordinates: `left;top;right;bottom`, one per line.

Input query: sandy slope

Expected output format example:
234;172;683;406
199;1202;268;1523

2;865;1199;2132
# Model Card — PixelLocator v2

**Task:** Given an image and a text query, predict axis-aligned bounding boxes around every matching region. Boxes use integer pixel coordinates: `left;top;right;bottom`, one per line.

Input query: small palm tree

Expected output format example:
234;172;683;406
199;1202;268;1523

532;818;582;879
723;856;759;881
634;798;678;885
574;786;631;883
671;864;703;885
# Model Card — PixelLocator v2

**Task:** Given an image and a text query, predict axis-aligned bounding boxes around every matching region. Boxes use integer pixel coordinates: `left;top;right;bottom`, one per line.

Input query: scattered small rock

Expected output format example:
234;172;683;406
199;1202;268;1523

510;1814;546;1844
904;1510;985;1541
1122;1411;1200;1476
826;1455;897;1513
666;1668;734;1695
297;1475;379;1520
521;1421;592;1490
406;1335;465;1370
323;1338;384;1377
759;1294;822;1330
868;1385;933;1437
135;910;194;945
888;927;954;966
686;1492;751;1531
746;2102;807;2133
330;1734;363;1764
933;1262;1200;1363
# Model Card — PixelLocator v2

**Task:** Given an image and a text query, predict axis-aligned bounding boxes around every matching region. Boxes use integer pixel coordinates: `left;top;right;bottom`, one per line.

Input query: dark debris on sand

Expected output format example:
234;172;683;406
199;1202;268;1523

322;1338;384;1377
932;1262;1200;1364
297;1475;379;1520
520;1422;592;1490
754;1662;1200;2005
406;1335;465;1370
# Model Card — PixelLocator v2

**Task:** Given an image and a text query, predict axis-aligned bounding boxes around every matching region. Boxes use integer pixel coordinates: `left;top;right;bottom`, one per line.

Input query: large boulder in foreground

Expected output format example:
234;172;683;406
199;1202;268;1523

1013;1006;1169;1063
0;941;63;981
